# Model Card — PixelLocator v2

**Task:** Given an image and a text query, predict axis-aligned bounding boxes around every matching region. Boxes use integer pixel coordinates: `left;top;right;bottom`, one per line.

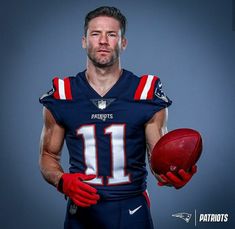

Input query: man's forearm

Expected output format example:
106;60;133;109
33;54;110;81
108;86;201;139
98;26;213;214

39;152;64;187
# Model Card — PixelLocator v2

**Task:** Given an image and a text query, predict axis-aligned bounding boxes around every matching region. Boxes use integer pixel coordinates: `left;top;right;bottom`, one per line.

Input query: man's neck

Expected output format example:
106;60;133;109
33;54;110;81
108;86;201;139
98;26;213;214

85;61;123;96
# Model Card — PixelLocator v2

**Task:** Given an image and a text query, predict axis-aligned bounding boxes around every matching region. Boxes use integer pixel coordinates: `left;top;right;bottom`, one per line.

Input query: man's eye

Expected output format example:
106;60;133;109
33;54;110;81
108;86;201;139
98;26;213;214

108;33;117;37
91;33;99;36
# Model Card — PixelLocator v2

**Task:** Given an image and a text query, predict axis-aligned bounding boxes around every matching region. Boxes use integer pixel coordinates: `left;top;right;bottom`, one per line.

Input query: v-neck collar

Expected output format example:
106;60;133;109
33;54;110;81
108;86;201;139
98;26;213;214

79;69;127;98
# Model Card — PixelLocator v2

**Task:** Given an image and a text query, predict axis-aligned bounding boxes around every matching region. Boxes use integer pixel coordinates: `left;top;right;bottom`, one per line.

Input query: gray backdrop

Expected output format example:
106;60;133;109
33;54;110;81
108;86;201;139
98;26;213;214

1;0;235;228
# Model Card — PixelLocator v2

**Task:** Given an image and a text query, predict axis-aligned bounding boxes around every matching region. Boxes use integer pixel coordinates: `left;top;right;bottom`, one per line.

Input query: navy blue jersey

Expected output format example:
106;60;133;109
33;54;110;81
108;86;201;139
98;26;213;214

40;69;172;200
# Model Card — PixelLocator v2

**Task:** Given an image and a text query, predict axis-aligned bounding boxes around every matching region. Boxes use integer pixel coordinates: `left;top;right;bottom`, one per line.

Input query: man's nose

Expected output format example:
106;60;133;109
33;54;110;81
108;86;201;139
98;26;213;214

99;34;108;44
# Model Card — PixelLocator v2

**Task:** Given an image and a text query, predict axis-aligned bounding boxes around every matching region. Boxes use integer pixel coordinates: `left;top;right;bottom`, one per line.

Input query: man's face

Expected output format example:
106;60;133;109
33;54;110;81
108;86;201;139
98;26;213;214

82;16;127;68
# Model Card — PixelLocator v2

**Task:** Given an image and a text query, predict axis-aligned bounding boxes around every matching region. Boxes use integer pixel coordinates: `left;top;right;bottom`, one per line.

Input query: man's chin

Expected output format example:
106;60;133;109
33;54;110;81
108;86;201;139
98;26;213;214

92;58;115;68
88;54;117;68
93;62;113;68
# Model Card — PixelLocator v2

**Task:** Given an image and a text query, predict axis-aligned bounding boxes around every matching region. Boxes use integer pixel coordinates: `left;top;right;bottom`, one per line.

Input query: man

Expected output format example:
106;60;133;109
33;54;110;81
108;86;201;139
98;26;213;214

39;6;196;229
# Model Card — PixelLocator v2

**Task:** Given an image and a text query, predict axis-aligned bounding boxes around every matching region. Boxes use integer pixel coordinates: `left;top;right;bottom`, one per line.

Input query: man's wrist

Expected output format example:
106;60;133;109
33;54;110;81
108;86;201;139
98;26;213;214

56;173;64;193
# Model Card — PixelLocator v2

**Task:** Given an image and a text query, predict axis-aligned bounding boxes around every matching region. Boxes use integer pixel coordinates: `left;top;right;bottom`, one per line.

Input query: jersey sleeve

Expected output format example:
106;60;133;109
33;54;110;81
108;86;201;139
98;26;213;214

134;75;172;119
39;77;73;125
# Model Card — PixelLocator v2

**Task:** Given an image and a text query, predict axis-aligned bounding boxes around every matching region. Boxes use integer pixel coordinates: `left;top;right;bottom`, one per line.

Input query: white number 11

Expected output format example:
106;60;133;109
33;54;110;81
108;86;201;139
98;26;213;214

77;124;130;185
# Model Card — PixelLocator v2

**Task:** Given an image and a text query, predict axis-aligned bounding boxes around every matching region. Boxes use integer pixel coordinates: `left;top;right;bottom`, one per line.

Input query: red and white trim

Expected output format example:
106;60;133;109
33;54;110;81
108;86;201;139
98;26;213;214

53;77;72;100
134;75;158;100
142;190;151;208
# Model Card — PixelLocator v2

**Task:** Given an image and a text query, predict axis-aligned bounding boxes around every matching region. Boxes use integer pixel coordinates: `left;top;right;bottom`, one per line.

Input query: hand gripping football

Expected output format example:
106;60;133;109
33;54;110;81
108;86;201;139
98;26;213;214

151;128;202;175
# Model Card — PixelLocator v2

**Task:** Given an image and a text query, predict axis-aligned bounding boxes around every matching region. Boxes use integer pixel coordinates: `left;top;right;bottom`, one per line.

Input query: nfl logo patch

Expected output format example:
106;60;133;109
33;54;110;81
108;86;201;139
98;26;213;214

98;100;107;110
90;98;115;110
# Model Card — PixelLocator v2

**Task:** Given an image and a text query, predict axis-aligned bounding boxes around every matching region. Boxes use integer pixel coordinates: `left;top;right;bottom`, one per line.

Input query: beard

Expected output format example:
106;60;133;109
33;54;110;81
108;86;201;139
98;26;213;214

87;45;120;68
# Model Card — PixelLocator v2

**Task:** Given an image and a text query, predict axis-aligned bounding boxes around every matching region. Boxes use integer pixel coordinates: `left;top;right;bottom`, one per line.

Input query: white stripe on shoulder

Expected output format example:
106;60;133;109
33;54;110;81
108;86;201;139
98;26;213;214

140;75;154;100
58;79;66;99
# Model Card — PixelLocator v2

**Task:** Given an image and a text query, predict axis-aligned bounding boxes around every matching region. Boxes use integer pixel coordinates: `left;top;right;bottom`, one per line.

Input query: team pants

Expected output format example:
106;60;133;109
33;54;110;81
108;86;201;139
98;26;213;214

64;193;154;229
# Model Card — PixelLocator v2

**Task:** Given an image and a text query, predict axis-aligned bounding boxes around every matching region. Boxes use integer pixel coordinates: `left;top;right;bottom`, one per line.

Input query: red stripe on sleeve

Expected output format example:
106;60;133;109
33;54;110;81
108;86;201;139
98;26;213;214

147;76;158;99
64;77;72;100
53;77;60;99
142;191;151;208
134;75;148;100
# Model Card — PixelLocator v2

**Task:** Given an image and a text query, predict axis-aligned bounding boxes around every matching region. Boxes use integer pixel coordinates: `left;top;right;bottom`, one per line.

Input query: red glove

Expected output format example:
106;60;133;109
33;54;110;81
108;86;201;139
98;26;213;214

57;173;100;207
157;165;197;189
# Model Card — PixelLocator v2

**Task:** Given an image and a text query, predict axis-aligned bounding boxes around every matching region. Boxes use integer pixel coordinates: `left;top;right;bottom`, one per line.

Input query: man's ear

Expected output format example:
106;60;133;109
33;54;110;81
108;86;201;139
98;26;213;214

121;37;128;50
82;36;87;49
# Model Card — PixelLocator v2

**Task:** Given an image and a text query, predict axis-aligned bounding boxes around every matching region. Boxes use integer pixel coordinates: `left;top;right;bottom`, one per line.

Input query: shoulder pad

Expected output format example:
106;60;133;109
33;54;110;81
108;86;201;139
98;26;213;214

52;77;73;100
134;75;159;100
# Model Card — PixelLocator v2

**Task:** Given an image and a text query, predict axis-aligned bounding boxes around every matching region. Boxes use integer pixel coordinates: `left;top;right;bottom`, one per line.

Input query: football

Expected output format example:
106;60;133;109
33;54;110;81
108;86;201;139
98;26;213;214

150;128;202;175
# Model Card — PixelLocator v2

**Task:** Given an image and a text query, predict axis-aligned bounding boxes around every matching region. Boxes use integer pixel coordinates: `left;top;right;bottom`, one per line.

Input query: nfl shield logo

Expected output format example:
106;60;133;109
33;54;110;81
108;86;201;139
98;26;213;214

98;100;107;110
90;98;115;110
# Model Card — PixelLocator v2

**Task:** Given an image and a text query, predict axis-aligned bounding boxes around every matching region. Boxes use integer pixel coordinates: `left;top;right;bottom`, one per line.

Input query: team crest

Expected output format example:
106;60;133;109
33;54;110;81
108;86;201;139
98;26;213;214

172;212;192;223
154;81;168;103
90;98;115;110
40;88;55;100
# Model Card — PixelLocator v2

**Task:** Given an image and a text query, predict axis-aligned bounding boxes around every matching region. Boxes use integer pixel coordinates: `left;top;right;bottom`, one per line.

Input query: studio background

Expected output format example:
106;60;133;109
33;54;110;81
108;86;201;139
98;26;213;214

1;0;235;228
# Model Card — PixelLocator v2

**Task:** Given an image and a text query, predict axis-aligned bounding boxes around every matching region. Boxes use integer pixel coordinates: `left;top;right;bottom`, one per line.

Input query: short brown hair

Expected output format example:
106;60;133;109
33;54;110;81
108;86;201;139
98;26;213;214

84;6;127;37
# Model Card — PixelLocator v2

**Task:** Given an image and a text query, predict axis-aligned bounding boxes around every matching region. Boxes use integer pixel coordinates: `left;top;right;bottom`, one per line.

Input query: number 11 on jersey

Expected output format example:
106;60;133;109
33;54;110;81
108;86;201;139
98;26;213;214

77;124;130;185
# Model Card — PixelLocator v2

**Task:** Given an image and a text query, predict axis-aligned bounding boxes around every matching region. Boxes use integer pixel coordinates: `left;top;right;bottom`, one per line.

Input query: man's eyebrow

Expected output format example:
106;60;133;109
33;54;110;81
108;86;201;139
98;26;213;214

89;30;118;33
89;30;101;33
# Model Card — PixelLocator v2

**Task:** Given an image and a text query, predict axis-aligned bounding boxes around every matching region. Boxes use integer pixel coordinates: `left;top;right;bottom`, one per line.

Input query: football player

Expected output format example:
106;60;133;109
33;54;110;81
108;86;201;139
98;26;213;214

39;6;196;229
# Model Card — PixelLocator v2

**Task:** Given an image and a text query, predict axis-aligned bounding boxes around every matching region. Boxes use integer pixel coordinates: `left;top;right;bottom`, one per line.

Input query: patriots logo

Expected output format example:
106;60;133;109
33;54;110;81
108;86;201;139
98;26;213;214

154;81;168;102
172;212;192;223
40;88;55;100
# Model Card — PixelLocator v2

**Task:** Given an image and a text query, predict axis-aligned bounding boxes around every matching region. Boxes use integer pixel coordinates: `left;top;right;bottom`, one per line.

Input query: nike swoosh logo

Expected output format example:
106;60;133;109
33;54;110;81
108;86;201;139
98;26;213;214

129;205;142;215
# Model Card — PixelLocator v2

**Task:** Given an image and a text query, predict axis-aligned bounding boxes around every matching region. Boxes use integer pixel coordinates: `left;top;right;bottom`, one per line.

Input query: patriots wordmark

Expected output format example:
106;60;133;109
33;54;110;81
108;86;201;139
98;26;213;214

199;214;228;222
91;113;114;122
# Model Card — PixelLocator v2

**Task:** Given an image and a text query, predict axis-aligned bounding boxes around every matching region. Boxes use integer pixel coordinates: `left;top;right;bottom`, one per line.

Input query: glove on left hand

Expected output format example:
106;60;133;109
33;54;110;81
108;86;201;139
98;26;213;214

157;165;197;189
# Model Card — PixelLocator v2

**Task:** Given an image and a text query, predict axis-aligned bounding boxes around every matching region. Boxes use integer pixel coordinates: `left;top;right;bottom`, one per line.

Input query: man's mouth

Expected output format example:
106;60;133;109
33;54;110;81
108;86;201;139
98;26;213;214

98;49;110;53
